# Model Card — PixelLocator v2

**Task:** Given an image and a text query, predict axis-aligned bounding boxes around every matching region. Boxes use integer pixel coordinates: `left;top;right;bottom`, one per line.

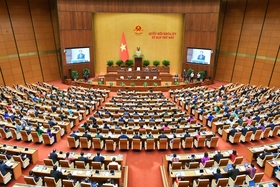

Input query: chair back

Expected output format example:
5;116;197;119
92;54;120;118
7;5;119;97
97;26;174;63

80;137;91;149
263;155;274;162
42;134;54;145
158;138;168;150
91;162;102;170
177;181;189;187
253;172;264;182
170;138;180;149
232;156;243;164
184;137;193;149
44;158;55;166
171;162;182;170
108;164;118;170
209;137;219;148
44;176;59;187
204;160;214;168
105;140;116;151
196;179;209;186
189;162;199;169
63;179;76;187
253;130;262;140
145;139;155;150
0;128;7;138
24;176;36;185
59;160;71;168
0;171;12;184
10;128;21;140
20;130;30;141
119;139;128;150
216;178;228;186
234;175;246;185
13;155;22;162
244;131;253;142
272;126;280;136
75;161;86;169
92;138;103;149
218;158;229;166
132;139;141;150
31;132;42;143
197;136;206;147
67;136;78;148
81;182;92;187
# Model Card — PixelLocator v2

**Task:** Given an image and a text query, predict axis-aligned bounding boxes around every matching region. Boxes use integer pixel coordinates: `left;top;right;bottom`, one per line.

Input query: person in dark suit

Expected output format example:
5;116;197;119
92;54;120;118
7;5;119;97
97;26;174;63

266;122;275;130
82;130;91;141
240;124;248;136
0;159;12;176
49;149;58;165
29;170;40;183
70;131;78;141
50;165;63;182
227;164;239;180
184;130;191;140
250;124;257;134
77;50;85;59
213;151;223;163
119;131;129;139
259;149;271;160
158;132;168;139
78;152;88;164
93;152;105;165
197;51;205;60
228;126;237;138
132;132;141;139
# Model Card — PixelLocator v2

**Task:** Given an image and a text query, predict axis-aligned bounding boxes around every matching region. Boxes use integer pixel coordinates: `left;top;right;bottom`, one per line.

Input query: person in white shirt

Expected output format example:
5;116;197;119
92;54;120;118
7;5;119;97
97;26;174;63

108;157;121;170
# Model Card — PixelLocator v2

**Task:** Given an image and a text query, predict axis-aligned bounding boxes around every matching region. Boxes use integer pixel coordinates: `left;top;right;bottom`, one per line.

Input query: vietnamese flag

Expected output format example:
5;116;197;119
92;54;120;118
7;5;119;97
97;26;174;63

120;32;129;62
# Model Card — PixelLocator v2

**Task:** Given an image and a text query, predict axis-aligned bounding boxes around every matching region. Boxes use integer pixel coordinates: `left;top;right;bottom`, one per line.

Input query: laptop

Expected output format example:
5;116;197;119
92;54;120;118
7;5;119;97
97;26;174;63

223;164;233;172
244;162;249;167
248;180;255;187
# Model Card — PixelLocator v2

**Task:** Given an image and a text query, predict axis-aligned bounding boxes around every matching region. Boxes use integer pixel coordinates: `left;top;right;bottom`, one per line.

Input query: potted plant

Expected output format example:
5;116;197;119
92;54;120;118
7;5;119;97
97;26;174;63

107;60;114;66
143;60;150;67
153;83;158;87
165;82;169;86
185;80;189;84
162;60;170;67
98;81;103;85
87;80;93;84
78;79;83;83
197;71;206;82
83;68;90;82
116;60;123;67
143;82;148;87
71;70;78;81
193;79;198;83
120;82;126;87
187;68;194;76
153;60;160;67
125;59;133;67
131;82;136;87
109;82;113;86
174;81;179;85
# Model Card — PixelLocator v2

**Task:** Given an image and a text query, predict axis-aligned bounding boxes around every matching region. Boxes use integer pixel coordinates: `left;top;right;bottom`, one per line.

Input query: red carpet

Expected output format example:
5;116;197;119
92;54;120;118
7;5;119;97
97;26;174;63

4;79;280;187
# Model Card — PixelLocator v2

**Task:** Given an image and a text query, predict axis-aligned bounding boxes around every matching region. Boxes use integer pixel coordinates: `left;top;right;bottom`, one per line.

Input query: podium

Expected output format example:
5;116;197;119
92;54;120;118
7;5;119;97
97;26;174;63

134;57;143;71
172;77;179;85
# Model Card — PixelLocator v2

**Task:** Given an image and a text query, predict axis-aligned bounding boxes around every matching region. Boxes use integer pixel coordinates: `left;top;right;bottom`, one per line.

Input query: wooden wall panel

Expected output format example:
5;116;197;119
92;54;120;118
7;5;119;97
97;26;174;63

57;0;220;80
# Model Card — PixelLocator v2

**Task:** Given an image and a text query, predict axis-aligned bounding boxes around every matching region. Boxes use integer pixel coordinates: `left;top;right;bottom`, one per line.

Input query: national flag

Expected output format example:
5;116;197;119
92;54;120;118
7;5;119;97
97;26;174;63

120;32;129;62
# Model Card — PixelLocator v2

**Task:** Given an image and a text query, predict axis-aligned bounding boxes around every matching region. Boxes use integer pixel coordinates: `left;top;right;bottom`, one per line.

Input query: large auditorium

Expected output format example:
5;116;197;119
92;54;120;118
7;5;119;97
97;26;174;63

0;0;280;187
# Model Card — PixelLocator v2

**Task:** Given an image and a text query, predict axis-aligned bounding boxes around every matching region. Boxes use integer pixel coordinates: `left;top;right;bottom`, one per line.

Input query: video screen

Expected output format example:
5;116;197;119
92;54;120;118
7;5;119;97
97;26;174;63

186;48;211;65
65;47;90;64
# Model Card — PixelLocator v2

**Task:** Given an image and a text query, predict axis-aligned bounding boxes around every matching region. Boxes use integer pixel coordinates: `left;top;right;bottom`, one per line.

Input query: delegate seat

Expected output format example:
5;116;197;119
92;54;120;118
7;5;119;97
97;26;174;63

63;179;80;187
228;156;243;165
10;128;21;140
193;179;210;187
0;170;12;184
169;162;182;170
20;130;32;142
105;140;116;151
44;176;62;187
261;127;271;139
80;137;91;149
24;176;43;186
75;161;89;169
13;155;30;169
81;182;92;187
182;137;193;149
214;158;229;167
31;132;43;143
42;134;55;145
92;138;104;150
240;131;253;143
157;138;168;150
257;155;274;167
44;158;59;166
0;154;13;161
276;170;280;180
91;162;104;170
145;139;155;151
0;128;12;139
193;137;206;148
132;139;142;151
174;181;189;187
59;160;74;168
245;172;264;184
67;136;79;148
200;160;214;168
228;174;246;187
218;125;229;136
186;162;199;169
269;126;280;137
251;130;262;141
211;178;228;187
229;132;241;144
119;139;129;151
170;138;181;149
206;137;218;148
108;164;119;171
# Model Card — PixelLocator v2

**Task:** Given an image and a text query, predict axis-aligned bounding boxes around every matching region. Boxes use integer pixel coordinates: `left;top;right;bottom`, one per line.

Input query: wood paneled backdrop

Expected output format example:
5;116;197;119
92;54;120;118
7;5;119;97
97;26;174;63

57;0;220;81
215;0;280;87
1;0;279;87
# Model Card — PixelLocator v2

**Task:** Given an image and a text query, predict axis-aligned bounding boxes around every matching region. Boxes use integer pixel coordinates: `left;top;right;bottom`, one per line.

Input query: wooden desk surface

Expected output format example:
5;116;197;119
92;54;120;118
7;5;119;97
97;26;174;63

4;160;22;180
246;143;279;162
264;158;280;178
0;143;38;164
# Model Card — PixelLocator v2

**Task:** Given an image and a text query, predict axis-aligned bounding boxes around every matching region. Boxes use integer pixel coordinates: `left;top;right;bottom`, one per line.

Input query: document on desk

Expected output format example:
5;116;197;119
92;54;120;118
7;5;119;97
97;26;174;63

86;171;91;176
194;170;201;175
104;172;109;176
72;171;78;175
239;166;246;171
205;169;213;174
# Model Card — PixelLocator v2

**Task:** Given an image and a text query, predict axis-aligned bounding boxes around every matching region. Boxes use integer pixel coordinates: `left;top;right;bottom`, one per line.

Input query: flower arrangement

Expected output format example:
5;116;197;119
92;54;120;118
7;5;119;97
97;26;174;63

165;82;169;86
153;83;158;87
120;82;126;86
143;82;148;87
87;80;93;84
109;82;113;86
131;83;136;87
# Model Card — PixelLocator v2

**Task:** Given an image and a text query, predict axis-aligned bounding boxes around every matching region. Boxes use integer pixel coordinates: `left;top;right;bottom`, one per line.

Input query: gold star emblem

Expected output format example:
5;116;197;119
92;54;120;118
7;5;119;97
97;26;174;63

120;44;126;51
